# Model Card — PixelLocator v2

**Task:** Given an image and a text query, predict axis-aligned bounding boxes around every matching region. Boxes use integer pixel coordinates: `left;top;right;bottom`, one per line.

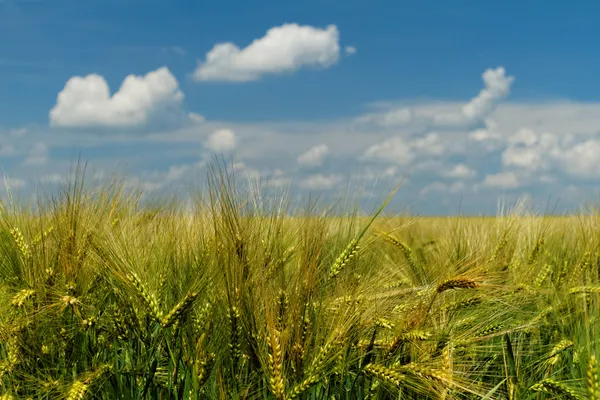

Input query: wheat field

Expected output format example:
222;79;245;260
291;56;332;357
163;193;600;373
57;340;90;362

0;163;598;399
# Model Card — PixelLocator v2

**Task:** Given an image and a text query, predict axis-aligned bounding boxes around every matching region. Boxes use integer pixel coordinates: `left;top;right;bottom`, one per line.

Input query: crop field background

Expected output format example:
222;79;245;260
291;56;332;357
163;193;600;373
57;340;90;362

0;164;598;399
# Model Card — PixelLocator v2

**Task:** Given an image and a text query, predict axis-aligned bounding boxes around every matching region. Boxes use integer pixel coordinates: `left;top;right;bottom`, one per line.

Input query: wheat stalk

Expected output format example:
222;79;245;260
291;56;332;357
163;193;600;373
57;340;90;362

588;355;600;400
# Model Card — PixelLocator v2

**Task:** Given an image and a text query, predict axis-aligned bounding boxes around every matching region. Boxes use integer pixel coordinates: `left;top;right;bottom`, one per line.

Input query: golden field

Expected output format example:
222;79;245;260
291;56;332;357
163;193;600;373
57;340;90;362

0;164;598;399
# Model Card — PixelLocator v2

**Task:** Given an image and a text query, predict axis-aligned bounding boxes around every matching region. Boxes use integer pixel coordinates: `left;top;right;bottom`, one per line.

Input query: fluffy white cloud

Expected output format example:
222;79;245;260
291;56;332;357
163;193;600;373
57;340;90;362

300;173;342;190
205;129;237;152
193;23;341;82
49;67;183;127
498;128;600;179
297;144;329;167
461;67;514;122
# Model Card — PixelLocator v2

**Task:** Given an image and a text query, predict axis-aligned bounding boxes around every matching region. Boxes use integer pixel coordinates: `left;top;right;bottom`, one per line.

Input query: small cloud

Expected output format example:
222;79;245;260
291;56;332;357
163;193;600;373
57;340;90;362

205;128;237;152
9;128;26;137
171;46;187;56
420;181;467;197
193;23;341;82
344;46;356;55
297;144;329;167
0;144;15;156
24;142;48;165
299;173;342;190
49;67;183;127
1;176;26;191
42;173;66;184
232;162;261;180
188;112;205;123
165;165;190;181
411;133;445;156
440;164;477;179
508;128;537;146
362;137;414;165
461;67;514;122
482;171;521;189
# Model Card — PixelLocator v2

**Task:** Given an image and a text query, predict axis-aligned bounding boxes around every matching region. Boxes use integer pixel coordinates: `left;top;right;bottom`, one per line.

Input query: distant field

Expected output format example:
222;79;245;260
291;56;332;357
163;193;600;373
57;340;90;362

0;167;598;399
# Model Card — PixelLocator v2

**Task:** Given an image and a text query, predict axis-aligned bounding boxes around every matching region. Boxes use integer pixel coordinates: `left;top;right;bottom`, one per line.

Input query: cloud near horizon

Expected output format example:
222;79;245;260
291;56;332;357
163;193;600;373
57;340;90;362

8;59;600;214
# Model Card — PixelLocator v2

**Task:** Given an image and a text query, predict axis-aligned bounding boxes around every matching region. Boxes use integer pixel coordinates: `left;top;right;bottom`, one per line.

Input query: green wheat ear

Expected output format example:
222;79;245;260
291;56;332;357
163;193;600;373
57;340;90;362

329;181;402;279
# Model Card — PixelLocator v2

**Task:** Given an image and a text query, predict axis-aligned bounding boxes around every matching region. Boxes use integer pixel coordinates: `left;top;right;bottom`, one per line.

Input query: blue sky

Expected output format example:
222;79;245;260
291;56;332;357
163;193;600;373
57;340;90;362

1;0;600;215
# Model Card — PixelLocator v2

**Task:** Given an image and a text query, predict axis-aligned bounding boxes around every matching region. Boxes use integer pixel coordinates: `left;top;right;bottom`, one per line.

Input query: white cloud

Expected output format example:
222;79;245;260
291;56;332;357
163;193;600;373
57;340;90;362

264;169;291;188
358;67;514;129
363;137;414;164
508;128;538;146
502;146;547;171
482;171;521;189
42;173;67;184
188;112;205;124
49;67;183;127
299;173;342;190
205;129;237;153
461;67;514;122
9;128;26;137
559;139;600;179
165;165;190;181
24;142;48;165
232;162;261;180
297;144;329;167
1;177;26;191
411;133;445;155
420;181;468;197
0;144;15;156
440;164;477;179
193;23;341;82
344;46;356;55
